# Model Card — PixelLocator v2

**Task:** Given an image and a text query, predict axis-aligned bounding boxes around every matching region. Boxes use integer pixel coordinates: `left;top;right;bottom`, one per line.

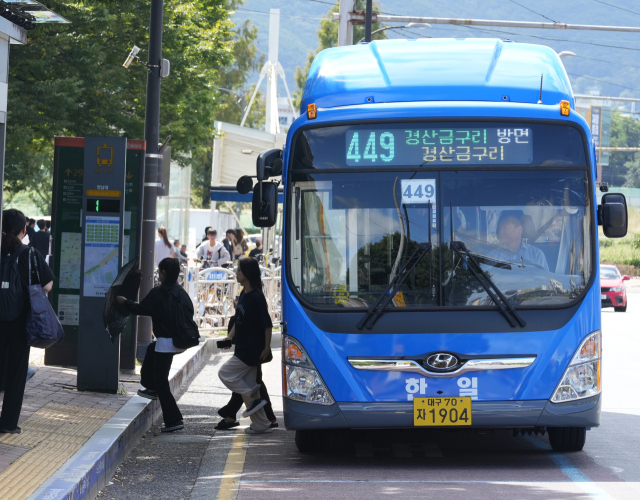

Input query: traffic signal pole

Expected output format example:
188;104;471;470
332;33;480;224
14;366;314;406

364;0;372;42
138;0;164;359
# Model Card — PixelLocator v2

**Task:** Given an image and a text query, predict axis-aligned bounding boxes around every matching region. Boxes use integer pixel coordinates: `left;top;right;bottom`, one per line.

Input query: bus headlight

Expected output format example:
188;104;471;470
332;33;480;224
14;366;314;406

551;330;601;403
283;335;335;405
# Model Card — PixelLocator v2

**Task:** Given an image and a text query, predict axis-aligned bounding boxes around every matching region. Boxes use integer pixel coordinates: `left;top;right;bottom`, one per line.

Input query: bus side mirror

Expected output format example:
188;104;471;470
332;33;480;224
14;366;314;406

236;175;253;195
598;193;628;238
257;149;283;180
252;181;278;227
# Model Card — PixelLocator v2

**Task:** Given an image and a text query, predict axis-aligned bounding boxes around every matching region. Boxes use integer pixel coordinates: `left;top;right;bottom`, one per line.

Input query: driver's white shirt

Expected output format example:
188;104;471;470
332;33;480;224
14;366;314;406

490;241;549;271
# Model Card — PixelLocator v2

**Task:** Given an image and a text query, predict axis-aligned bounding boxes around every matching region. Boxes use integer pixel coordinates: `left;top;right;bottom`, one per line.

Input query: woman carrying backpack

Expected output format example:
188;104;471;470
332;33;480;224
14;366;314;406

0;209;54;434
117;257;191;433
218;257;274;434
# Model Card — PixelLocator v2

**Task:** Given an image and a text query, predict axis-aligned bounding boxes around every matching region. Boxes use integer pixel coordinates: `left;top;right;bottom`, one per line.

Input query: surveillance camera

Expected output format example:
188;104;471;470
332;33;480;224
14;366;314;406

123;46;140;69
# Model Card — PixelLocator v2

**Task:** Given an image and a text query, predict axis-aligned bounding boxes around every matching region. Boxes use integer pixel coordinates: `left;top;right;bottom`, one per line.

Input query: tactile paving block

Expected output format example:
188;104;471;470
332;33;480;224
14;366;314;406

0;402;114;499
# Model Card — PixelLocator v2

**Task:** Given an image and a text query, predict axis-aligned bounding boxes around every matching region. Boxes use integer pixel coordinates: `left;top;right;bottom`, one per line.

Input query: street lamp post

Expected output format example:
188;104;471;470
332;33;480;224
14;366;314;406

357;23;431;44
138;0;164;359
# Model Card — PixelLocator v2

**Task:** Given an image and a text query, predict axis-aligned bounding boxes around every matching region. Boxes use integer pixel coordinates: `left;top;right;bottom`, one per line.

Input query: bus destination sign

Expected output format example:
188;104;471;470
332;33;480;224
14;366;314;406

345;127;533;166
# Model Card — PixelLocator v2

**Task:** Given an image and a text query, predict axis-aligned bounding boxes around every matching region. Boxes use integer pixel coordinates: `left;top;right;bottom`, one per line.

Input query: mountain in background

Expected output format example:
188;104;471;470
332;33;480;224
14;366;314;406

232;0;640;108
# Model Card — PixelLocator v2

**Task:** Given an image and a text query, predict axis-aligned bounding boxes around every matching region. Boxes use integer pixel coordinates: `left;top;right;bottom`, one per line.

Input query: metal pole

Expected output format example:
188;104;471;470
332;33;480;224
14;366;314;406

334;12;640;33
597;147;640;152
364;0;373;42
0;43;8;238
338;0;352;46
575;94;640;103
138;0;164;359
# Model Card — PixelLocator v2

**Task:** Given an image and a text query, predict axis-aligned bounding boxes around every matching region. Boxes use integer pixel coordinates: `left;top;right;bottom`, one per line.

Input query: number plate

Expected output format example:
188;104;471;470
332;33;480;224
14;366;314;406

601;294;607;300
413;397;472;426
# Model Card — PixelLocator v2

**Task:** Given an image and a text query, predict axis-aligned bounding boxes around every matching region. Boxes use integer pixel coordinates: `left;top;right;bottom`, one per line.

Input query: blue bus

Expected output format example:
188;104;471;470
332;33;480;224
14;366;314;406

239;38;628;453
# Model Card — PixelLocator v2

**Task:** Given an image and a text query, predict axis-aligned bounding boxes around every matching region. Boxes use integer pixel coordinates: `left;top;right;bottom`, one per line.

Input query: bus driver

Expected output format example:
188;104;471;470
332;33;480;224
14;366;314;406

490;210;549;271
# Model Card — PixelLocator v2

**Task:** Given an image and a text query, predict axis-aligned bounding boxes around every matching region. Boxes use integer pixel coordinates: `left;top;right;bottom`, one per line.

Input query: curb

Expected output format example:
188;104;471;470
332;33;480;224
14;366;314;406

27;338;216;500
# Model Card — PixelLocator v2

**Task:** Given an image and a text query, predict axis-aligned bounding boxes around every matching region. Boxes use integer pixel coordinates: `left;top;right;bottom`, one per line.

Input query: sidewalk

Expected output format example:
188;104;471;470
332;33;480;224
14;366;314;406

0;338;216;500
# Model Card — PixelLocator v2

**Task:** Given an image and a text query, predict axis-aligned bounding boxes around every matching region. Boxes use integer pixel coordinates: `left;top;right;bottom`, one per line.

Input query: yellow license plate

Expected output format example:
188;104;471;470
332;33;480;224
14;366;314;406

413;397;472;426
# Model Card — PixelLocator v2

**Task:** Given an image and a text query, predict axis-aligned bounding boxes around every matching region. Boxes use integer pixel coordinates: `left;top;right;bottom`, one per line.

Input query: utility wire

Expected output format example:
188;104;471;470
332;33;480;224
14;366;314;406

460;25;640;53
575;54;640;70
566;72;640;92
234;8;323;20
592;0;640;17
390;27;432;38
507;0;558;23
428;23;640;45
305;0;337;6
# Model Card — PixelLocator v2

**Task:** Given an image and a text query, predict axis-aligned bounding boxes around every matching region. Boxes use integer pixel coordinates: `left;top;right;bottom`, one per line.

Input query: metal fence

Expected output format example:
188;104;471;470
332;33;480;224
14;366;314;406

184;265;281;334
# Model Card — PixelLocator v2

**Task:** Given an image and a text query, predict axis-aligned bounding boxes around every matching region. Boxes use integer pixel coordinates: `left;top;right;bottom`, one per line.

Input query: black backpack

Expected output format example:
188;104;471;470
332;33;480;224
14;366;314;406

0;246;29;322
171;286;200;349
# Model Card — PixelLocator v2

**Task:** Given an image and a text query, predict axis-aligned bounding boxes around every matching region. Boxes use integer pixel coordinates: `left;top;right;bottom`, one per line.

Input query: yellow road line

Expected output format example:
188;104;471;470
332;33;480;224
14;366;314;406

216;419;249;500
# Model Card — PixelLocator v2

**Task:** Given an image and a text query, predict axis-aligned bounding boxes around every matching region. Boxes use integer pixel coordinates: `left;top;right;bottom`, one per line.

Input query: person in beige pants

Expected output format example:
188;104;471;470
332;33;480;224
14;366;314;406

219;257;273;434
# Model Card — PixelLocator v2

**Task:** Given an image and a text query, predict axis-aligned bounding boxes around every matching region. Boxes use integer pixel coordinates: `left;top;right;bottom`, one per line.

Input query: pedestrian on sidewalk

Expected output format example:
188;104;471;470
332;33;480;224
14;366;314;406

0;209;54;434
117;257;189;433
196;229;230;269
154;226;175;267
216;309;277;430
233;229;248;261
216;367;277;430
29;219;50;258
218;257;274;434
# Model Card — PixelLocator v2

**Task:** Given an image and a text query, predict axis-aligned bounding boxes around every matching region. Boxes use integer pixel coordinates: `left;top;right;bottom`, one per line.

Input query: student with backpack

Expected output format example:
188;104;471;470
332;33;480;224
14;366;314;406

218;257;274;434
117;257;198;433
196;229;230;269
0;209;54;434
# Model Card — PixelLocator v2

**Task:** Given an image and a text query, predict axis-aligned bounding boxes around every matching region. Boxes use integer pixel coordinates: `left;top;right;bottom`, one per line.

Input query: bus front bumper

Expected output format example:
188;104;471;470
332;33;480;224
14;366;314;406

283;395;601;430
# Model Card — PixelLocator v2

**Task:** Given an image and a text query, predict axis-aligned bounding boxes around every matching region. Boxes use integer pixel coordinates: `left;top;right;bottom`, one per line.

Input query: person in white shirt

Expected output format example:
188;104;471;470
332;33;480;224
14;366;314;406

154;227;175;267
196;229;230;269
173;239;187;264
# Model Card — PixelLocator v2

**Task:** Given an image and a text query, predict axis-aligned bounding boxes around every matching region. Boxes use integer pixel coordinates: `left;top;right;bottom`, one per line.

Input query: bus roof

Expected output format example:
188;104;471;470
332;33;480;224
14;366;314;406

301;38;574;112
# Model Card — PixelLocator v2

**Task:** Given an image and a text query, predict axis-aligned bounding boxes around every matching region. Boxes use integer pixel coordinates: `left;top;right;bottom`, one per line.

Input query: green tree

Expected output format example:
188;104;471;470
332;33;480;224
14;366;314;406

607;111;640;187
4;0;261;213
190;19;266;208
293;1;386;109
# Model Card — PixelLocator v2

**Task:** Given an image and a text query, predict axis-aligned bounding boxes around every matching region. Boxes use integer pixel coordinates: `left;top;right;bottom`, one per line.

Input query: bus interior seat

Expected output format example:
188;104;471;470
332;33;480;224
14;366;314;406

523;215;560;271
521;215;536;240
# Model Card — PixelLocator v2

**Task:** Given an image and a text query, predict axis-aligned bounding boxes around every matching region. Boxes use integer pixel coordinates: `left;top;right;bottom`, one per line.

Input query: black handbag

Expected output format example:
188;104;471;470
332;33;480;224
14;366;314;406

25;249;64;349
171;286;200;349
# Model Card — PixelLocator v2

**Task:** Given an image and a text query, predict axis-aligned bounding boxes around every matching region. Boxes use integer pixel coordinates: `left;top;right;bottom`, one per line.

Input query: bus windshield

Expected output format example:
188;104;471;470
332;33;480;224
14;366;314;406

288;123;592;310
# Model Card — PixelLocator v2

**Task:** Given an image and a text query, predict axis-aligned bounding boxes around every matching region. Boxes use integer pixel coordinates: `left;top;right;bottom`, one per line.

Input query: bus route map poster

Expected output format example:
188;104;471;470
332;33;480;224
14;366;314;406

83;215;120;297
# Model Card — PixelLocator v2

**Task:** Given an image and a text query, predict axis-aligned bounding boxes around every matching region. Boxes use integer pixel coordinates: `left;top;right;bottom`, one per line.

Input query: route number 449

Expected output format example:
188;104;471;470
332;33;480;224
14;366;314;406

400;179;436;205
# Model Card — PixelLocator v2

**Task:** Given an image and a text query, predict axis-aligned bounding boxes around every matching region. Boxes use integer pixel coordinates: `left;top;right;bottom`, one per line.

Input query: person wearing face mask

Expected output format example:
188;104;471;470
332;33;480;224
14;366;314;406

0;209;54;434
196;229;230;269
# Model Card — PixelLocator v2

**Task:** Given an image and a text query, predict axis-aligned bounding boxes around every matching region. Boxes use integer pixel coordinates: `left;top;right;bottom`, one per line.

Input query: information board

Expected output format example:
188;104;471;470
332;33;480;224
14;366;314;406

345;127;533;166
46;138;86;367
78;136;126;392
47;138;144;369
83;215;120;297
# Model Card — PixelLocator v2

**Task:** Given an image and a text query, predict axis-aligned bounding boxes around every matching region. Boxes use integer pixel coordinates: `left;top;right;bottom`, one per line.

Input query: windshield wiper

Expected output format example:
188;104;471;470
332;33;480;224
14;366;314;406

357;242;432;330
450;240;526;328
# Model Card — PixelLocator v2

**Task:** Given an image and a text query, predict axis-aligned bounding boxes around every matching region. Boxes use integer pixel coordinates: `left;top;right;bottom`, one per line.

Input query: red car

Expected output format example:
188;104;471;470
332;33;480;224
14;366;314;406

600;265;630;312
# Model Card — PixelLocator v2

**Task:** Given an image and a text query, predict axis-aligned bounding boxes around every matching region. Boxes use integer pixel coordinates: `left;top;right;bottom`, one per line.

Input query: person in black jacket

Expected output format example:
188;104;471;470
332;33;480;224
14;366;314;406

25;218;36;243
0;210;54;434
218;257;273;434
117;257;191;433
29;219;50;258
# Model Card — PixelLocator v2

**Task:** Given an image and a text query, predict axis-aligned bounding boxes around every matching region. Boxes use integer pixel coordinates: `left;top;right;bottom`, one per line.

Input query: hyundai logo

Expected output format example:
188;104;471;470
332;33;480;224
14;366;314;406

425;353;459;371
